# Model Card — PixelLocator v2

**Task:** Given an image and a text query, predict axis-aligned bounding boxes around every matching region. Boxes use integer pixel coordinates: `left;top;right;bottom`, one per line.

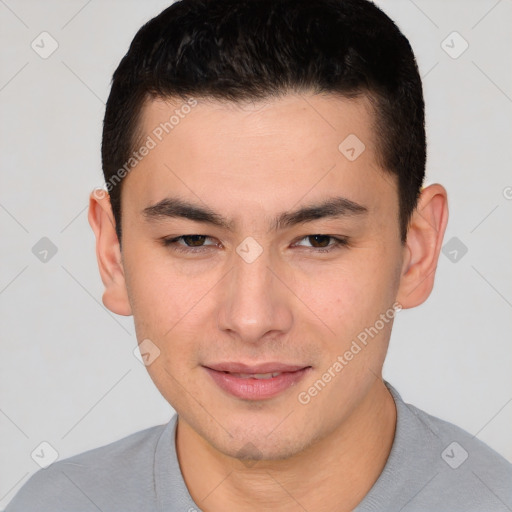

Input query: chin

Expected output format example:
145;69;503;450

208;421;318;463
226;437;304;463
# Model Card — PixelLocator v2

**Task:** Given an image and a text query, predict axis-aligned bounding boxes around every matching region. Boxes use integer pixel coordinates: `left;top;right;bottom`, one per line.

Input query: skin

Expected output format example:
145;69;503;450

88;92;448;511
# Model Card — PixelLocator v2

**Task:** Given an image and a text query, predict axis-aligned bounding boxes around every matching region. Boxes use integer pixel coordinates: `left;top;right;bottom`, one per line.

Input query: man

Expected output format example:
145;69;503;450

6;0;511;511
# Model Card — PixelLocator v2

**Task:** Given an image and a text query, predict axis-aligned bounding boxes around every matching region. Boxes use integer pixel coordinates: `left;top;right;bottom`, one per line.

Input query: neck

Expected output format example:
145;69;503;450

176;378;396;512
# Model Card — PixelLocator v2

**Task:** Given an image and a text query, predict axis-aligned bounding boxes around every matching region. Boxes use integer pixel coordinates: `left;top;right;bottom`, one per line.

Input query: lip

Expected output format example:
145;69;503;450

203;363;312;400
205;362;308;373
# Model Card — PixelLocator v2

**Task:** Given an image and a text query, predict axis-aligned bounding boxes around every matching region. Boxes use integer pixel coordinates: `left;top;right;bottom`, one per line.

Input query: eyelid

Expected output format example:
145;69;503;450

161;235;218;249
292;235;349;253
293;234;348;246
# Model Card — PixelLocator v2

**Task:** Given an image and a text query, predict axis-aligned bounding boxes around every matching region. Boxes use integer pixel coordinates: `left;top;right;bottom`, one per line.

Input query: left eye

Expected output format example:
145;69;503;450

294;235;348;252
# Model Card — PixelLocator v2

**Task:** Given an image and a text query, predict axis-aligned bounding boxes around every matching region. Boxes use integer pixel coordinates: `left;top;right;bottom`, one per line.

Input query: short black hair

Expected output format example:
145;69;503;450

102;0;426;245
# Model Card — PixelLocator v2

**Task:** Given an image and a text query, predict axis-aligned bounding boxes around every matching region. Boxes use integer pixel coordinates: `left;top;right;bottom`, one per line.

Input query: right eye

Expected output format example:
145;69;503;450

161;235;219;253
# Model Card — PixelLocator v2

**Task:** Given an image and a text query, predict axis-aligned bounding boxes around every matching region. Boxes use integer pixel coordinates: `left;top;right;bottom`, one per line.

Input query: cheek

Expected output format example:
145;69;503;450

125;244;194;320
298;252;398;326
123;247;188;336
303;262;401;368
123;246;224;364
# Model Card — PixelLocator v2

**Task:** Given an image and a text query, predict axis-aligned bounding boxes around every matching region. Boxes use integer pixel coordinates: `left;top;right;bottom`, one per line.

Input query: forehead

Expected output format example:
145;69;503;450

136;92;378;160
123;92;395;226
138;92;377;153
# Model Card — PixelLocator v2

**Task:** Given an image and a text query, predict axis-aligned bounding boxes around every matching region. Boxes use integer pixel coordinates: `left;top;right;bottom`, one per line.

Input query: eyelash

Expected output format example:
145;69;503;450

161;234;349;254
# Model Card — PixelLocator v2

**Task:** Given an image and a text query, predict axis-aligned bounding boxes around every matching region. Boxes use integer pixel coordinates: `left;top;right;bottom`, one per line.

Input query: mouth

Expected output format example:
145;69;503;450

220;371;286;379
202;362;312;400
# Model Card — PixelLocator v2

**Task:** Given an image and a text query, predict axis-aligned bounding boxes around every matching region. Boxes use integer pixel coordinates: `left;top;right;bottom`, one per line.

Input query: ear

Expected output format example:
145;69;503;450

87;189;132;316
396;183;449;309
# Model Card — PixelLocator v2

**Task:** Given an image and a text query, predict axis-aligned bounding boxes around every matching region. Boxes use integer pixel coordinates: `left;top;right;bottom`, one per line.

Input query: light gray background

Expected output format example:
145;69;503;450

1;0;511;508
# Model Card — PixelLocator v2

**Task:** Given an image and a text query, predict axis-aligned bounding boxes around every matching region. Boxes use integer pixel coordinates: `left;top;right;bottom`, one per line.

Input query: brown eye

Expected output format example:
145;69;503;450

294;235;349;253
307;235;331;248
161;234;217;253
181;235;207;247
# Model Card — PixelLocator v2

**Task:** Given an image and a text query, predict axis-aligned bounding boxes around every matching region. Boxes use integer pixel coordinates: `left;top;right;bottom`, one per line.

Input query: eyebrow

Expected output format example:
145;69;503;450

142;195;368;231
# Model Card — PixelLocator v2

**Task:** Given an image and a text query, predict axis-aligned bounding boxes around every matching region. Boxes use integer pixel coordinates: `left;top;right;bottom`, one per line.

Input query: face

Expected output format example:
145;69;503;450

117;93;406;460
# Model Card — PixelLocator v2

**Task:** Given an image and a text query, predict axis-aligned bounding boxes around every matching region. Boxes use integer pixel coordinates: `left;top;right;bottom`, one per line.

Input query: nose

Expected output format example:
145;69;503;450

216;247;293;344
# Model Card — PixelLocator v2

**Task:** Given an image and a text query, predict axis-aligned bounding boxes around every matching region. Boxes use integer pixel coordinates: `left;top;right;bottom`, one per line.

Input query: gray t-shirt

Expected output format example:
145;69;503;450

4;381;512;511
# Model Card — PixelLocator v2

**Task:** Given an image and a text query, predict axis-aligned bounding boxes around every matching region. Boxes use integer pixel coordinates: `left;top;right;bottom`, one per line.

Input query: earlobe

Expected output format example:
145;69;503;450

87;190;132;316
396;183;449;309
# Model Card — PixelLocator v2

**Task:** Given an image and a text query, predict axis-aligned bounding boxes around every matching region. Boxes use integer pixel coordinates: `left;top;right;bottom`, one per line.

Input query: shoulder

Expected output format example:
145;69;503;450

406;398;512;473
4;421;172;512
380;383;512;511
